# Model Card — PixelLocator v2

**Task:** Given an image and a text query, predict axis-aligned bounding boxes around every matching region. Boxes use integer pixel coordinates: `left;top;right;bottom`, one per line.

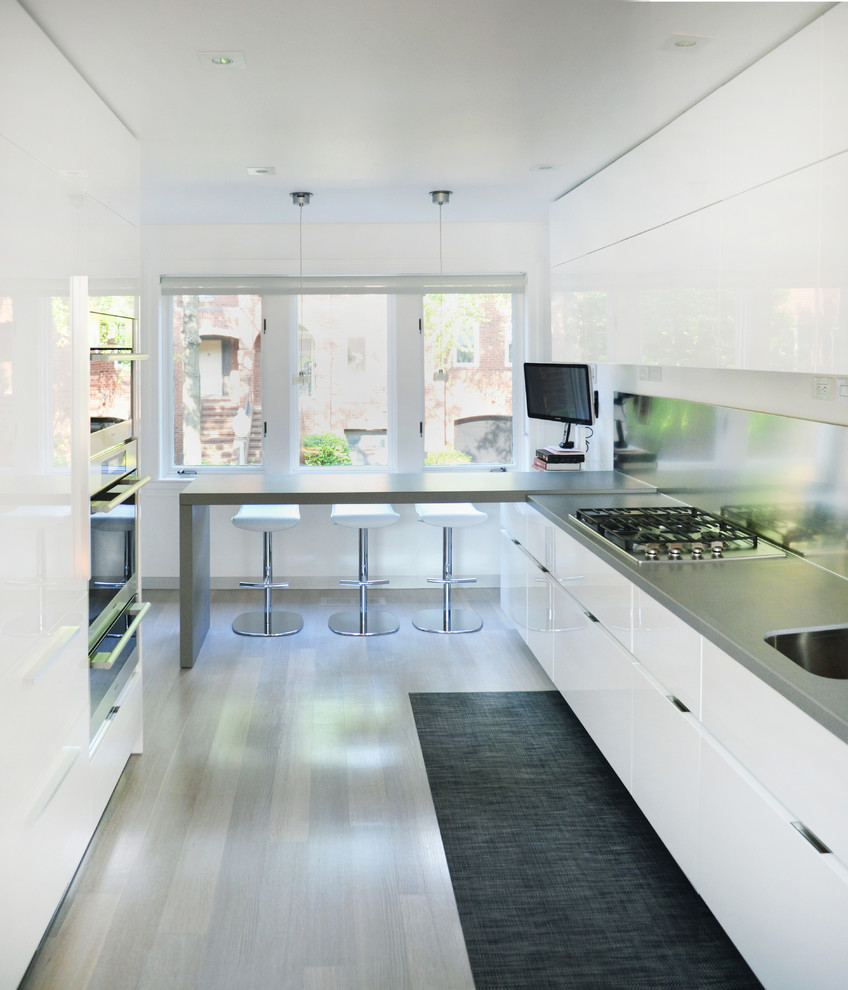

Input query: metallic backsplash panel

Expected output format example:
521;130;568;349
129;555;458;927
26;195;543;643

614;392;848;578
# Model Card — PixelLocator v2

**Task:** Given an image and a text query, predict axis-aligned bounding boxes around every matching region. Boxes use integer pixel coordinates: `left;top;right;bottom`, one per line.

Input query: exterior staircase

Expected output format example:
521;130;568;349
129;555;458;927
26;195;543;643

200;396;263;464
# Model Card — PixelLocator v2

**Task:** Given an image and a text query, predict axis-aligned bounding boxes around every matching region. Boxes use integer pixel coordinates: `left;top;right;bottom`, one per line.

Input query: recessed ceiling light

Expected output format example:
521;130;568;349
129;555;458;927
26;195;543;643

198;51;246;69
247;167;276;176
661;34;713;53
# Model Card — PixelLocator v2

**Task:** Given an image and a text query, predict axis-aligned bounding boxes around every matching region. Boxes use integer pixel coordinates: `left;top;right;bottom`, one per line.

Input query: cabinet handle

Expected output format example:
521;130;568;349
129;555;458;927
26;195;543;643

791;821;832;855
667;695;690;713
91;474;150;513
26;745;81;825
19;625;80;682
90;601;151;669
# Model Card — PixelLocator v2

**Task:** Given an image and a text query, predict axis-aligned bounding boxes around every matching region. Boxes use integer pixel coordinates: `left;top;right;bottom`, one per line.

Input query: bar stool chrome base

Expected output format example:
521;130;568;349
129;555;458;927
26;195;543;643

413;502;487;634
232;610;303;637
231;505;302;638
412;606;482;635
329;504;399;637
328;608;399;637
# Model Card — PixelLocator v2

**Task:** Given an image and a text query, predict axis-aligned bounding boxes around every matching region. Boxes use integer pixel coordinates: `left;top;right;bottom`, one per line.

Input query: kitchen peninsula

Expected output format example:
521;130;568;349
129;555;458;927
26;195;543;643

178;469;654;667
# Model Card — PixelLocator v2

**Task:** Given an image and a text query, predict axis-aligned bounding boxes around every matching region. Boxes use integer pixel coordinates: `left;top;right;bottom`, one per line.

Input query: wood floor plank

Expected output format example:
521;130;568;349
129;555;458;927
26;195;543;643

20;588;548;990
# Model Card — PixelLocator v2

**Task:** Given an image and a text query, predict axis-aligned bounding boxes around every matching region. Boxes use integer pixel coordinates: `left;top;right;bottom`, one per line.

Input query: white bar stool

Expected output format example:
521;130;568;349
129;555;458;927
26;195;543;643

413;502;487;634
231;504;303;637
329;503;400;636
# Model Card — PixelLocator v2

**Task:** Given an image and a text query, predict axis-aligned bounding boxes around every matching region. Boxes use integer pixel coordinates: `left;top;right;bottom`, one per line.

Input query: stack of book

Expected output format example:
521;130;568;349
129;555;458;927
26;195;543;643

532;446;585;471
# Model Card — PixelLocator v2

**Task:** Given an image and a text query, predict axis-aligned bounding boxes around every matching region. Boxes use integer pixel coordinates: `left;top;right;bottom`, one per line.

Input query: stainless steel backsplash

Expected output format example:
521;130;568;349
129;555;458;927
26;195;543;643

614;392;848;579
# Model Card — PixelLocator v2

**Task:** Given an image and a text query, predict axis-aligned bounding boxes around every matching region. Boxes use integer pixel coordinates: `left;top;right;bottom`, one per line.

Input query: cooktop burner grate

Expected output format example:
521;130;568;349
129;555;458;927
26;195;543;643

572;505;784;562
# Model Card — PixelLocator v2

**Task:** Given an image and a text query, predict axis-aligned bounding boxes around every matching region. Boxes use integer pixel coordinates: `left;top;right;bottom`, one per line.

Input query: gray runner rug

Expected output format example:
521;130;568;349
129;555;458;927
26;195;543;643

410;690;762;990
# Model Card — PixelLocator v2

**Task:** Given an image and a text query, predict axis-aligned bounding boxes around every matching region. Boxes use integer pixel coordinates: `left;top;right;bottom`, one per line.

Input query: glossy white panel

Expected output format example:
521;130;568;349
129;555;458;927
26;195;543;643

0;3;88;176
631;665;701;885
551;526;632;649
821;1;848;158
702;638;848;866
632;589;701;714
817;153;848;373
89;667;143;829
713;19;822;196
699;736;848;990
552;601;635;788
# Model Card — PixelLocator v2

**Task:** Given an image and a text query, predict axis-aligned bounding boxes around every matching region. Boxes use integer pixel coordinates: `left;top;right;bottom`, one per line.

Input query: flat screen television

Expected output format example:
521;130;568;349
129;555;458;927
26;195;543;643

523;362;596;448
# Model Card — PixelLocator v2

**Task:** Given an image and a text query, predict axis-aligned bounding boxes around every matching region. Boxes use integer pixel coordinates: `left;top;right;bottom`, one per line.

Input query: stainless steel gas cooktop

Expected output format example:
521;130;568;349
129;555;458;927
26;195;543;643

572;505;786;564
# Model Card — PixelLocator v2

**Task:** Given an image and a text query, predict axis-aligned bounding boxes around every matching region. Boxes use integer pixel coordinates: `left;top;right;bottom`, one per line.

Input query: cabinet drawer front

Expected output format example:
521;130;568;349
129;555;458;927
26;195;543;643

699;736;848;990
89;668;143;828
551;528;632;648
702;639;848;865
553;601;635;788
0;602;88;802
0;710;90;990
631;664;702;885
632;588;701;714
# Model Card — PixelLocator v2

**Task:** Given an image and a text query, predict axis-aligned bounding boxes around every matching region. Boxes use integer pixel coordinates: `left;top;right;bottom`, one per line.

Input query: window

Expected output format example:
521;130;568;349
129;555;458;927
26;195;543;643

170;294;262;467
164;275;523;473
295;294;389;467
423;293;514;466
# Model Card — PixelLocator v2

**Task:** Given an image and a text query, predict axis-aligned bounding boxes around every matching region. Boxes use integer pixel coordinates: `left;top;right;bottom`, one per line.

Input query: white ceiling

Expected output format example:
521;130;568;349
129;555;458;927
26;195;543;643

19;0;834;224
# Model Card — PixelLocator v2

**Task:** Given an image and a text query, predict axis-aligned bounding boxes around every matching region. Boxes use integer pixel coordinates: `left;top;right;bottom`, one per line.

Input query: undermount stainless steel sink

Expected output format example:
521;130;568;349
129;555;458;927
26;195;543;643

764;625;848;679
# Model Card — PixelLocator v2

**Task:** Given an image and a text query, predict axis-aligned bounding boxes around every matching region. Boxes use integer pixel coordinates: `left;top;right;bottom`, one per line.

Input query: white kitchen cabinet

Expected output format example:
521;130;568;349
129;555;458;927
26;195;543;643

632;587;701;715
702;638;848;866
551;585;635;789
631;662;702;885
89;664;143;829
551;525;632;650
699;735;848;990
1;708;90;990
499;528;530;646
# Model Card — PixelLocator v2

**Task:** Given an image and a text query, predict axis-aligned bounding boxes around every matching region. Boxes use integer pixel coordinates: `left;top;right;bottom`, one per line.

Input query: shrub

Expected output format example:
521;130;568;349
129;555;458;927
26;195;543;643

424;447;472;466
300;431;352;466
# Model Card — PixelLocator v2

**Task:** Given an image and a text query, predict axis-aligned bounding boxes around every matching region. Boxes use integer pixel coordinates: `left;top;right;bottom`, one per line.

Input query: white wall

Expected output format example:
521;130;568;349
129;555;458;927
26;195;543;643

550;3;848;406
139;219;549;584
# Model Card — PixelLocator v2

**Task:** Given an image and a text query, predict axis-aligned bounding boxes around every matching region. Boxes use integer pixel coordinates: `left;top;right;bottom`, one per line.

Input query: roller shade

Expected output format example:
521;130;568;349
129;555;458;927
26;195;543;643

160;273;525;296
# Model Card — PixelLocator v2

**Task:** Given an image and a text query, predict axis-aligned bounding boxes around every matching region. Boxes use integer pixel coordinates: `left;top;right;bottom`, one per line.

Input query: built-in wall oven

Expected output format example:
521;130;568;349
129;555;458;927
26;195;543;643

88;311;150;742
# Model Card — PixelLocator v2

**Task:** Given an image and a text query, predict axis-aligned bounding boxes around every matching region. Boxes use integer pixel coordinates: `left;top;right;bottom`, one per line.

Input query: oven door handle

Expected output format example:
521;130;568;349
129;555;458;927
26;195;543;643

89;601;151;669
91;474;150;513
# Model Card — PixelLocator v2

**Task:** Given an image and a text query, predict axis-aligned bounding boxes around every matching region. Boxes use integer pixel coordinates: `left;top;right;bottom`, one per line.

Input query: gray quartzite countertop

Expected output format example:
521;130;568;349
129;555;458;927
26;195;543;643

529;490;848;746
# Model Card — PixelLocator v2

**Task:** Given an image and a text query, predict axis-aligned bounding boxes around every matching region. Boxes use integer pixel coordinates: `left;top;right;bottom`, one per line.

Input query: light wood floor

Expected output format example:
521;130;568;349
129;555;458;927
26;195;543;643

22;587;552;990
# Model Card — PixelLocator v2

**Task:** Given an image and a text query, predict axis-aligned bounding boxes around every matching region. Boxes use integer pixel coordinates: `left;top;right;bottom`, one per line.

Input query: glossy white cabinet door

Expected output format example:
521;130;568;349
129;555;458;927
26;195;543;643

551;526;632;650
90;667;143;829
702;638;848;866
632;587;701;716
631;663;702;886
699;736;848;990
499;530;529;646
0;709;90;990
552;585;635;789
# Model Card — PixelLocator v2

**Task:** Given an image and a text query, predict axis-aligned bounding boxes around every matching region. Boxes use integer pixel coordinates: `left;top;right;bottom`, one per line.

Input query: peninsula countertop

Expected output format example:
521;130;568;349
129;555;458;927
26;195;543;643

178;469;656;667
177;469;655;505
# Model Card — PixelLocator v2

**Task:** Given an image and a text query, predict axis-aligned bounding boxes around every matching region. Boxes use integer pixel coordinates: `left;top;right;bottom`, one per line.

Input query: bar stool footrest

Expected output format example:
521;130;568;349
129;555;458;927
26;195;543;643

426;576;477;586
339;578;390;588
239;580;290;590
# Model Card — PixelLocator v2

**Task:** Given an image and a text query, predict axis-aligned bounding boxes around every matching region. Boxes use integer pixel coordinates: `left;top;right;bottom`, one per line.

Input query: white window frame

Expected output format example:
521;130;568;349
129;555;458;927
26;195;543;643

161;274;525;475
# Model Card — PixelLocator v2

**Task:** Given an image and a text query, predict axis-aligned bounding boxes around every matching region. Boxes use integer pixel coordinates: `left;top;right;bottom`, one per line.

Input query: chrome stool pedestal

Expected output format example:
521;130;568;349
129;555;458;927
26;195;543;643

231;504;303;637
412;502;487;634
329;503;399;636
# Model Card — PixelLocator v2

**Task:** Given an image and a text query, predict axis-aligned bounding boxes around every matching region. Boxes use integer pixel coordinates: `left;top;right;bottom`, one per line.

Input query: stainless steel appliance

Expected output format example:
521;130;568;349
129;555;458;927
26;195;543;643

89;311;146;457
572;505;786;564
88;441;149;741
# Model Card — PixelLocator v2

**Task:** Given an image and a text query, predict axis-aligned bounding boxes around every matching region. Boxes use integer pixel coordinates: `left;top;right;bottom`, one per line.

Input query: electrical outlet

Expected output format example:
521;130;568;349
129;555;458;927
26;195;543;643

812;376;835;400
